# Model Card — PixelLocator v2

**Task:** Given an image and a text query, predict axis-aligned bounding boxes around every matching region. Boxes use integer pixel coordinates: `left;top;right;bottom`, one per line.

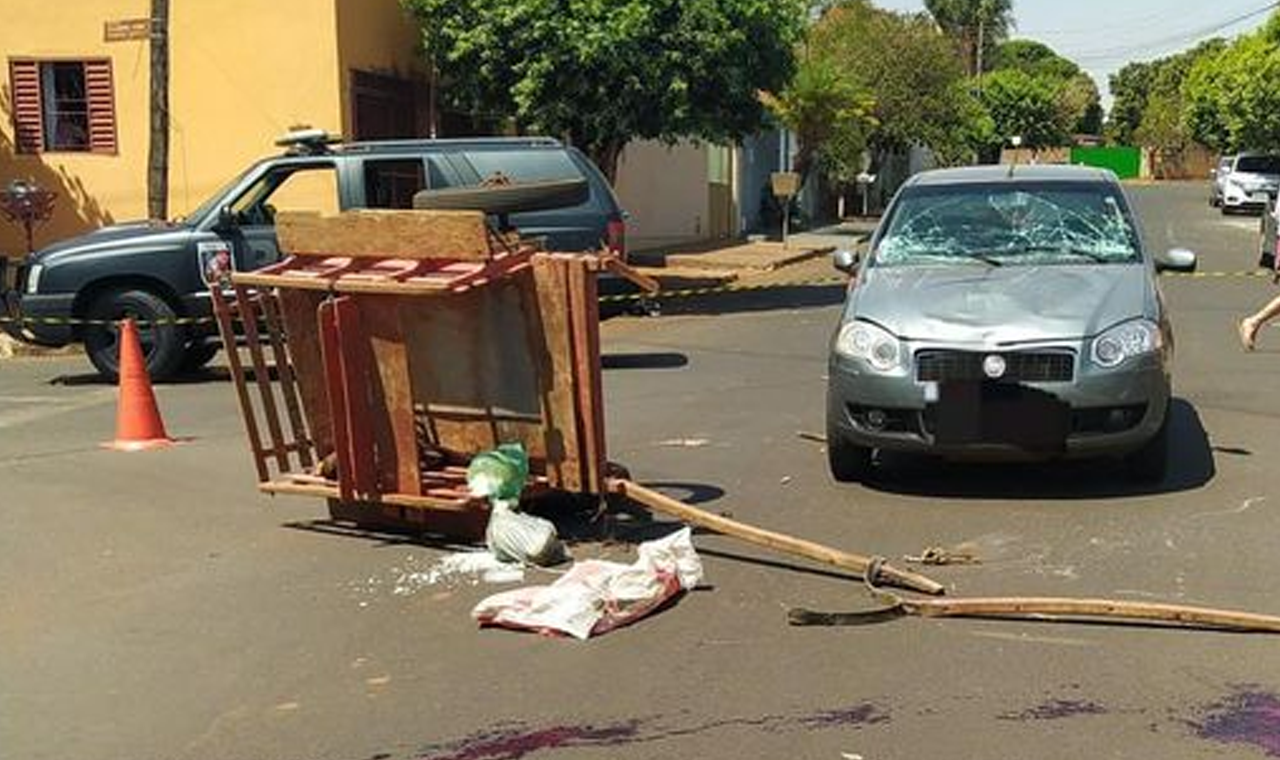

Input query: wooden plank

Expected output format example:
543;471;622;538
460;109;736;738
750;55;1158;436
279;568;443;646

259;481;483;513
612;479;946;596
332;297;378;498
234;289;290;474
360;297;421;495
277;210;494;261
317;300;354;503
567;259;606;493
276;289;334;459
531;257;582;490
790;594;1280;634
259;292;314;468
211;287;269;482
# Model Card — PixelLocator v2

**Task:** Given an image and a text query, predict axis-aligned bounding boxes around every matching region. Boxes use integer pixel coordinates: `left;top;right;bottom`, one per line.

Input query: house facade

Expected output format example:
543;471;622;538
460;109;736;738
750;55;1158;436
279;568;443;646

1;1;744;258
0;0;432;255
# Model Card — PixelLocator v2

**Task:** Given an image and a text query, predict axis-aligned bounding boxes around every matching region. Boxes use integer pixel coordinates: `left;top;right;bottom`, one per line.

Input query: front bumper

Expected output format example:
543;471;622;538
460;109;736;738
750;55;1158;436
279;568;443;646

6;292;77;346
1223;186;1275;210
827;348;1170;461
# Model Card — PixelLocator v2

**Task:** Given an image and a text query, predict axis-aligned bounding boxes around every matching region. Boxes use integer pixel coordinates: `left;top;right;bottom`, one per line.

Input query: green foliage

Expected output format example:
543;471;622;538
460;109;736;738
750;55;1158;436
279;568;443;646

987;40;1100;138
990;39;1080;81
977;68;1068;148
1107;61;1155;145
924;0;1014;75
401;0;807;180
803;0;978;164
1183;24;1280;153
1109;38;1225;148
761;57;875;184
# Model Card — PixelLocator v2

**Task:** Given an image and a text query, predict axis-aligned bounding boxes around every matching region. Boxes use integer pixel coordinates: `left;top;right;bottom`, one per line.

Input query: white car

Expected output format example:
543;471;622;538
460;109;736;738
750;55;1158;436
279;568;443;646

1219;153;1280;214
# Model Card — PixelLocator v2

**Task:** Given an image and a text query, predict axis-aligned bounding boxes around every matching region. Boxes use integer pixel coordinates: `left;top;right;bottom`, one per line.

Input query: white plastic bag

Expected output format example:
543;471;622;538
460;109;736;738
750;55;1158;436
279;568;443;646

471;527;704;639
484;499;565;566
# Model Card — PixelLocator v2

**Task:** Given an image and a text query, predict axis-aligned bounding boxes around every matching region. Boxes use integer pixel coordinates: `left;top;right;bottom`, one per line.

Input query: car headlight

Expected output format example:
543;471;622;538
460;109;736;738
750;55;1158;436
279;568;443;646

1091;319;1161;368
25;264;42;294
836;320;902;372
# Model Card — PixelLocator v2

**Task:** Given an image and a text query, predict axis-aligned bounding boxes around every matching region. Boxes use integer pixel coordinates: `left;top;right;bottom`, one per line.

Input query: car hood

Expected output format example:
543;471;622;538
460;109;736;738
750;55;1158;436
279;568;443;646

32;221;191;264
1228;171;1280;186
850;264;1154;344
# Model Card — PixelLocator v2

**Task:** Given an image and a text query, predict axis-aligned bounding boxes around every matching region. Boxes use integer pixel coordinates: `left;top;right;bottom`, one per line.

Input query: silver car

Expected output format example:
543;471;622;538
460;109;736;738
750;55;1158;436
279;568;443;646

825;165;1197;483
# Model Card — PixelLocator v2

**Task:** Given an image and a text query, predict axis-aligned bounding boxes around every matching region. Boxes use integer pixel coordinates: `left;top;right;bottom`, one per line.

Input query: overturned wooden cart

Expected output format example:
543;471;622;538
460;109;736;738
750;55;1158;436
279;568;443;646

211;180;651;538
211;182;943;595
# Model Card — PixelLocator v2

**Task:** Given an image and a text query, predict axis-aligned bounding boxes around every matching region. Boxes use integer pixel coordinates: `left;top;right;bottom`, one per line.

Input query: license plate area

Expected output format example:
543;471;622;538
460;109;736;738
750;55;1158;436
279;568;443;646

932;380;1069;452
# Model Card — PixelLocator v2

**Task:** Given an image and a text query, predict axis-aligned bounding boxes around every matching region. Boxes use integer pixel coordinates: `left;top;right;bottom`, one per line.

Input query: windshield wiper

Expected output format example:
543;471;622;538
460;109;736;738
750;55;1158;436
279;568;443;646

1018;245;1113;263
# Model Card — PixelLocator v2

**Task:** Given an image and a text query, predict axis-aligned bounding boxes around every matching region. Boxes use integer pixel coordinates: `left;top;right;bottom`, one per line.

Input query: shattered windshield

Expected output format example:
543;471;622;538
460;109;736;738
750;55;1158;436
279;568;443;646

874;182;1141;267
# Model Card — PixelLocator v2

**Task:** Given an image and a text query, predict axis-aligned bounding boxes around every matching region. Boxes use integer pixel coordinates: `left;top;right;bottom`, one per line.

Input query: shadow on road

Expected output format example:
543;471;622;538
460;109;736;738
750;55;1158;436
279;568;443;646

49;365;249;386
602;351;689;370
634;282;847;318
858;398;1214;500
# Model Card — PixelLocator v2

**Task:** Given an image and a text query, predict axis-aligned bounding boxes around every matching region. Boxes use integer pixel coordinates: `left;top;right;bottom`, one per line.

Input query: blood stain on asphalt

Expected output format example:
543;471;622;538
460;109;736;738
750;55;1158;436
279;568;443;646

998;699;1108;721
1192;687;1280;757
417;703;889;759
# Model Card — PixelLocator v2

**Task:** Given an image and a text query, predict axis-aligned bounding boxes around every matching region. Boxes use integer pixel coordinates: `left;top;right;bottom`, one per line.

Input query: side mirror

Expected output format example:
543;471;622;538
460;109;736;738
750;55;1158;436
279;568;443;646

215;206;237;230
1156;247;1197;273
832;248;860;274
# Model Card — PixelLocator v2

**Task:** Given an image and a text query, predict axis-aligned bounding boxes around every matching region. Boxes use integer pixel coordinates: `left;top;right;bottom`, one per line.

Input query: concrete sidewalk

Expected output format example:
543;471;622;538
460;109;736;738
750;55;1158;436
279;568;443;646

629;218;878;285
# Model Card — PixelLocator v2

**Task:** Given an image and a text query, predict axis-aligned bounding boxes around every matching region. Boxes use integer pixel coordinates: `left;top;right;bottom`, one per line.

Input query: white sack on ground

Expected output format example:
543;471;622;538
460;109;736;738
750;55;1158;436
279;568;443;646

471;527;704;639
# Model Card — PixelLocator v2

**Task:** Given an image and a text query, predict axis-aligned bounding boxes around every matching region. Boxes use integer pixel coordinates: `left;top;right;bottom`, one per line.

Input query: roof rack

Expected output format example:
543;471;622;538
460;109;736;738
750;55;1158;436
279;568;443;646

336;136;563;154
275;127;342;156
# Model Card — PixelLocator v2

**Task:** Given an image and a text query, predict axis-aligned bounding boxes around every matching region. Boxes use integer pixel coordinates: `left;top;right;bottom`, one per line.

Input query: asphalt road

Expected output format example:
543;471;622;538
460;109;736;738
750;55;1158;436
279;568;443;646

4;181;1280;760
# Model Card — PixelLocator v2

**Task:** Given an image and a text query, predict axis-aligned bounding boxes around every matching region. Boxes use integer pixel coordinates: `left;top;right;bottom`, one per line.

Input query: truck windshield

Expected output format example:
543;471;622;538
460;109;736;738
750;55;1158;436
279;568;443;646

179;166;255;225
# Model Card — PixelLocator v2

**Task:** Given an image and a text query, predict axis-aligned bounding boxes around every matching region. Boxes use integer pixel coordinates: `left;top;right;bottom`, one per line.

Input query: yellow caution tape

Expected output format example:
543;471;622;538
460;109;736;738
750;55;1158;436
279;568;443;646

0;270;1269;328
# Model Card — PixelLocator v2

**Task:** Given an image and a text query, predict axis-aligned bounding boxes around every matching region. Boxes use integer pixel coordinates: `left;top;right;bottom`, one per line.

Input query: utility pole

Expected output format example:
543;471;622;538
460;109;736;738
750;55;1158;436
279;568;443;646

148;0;170;221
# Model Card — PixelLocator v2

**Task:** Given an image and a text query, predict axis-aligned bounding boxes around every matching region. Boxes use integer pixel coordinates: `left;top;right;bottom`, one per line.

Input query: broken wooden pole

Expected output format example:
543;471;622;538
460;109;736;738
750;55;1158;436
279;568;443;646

609;478;945;596
789;593;1280;633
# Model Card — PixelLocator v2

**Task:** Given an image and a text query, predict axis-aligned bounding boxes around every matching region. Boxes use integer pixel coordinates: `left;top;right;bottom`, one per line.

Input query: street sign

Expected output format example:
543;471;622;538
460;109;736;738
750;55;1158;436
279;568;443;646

104;19;152;42
771;172;800;199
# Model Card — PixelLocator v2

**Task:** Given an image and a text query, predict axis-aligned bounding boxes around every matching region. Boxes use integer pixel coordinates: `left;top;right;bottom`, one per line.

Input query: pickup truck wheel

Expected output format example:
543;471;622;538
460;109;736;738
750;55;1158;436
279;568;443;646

83;289;187;382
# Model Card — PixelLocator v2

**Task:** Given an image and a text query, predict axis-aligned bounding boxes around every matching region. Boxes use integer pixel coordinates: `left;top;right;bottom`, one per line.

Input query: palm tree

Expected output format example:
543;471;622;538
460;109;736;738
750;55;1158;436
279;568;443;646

924;0;1014;77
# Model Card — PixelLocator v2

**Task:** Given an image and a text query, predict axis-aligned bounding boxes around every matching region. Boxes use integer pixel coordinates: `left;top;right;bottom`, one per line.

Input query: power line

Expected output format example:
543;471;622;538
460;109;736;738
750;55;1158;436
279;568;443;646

1059;1;1278;63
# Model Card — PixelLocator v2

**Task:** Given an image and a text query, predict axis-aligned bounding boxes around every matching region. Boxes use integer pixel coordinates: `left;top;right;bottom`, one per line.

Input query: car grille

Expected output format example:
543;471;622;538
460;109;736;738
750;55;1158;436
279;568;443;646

915;349;1075;383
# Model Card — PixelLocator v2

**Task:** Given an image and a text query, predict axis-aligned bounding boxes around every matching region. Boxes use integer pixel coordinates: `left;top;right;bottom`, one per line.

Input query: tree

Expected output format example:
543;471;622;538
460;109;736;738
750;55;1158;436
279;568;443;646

1183;19;1280;153
1106;61;1156;145
805;1;980;162
978;68;1067;149
924;0;1014;76
1108;38;1225;147
990;39;1078;81
988;39;1101;137
401;0;807;183
759;57;874;186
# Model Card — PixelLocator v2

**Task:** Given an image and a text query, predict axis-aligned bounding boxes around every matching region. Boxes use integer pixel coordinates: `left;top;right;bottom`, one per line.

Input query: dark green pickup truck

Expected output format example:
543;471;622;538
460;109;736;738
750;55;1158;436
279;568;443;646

3;132;626;380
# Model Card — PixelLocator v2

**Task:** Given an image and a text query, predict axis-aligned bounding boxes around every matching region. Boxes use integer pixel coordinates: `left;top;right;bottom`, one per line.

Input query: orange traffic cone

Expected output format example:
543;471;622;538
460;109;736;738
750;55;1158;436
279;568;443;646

104;319;174;452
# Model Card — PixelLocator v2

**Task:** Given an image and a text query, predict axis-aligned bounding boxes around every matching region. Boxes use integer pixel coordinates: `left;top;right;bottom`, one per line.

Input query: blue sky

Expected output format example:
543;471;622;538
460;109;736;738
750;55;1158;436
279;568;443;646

871;0;1275;108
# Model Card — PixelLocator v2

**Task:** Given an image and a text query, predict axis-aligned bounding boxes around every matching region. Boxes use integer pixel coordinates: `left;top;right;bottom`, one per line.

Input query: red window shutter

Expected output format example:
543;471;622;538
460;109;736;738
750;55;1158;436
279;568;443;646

84;59;117;155
8;59;43;154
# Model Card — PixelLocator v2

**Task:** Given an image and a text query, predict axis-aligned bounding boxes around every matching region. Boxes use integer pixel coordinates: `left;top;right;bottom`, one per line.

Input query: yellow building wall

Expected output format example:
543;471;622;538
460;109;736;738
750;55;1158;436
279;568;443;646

168;0;345;218
0;0;151;254
334;0;428;137
0;0;419;254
